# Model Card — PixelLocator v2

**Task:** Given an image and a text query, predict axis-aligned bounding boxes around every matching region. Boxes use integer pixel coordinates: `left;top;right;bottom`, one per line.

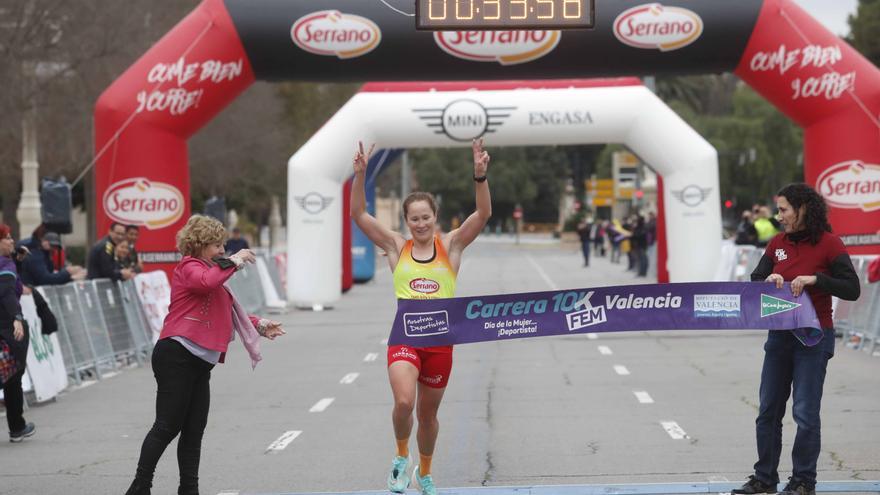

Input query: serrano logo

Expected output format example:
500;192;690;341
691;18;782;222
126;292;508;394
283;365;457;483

434;30;560;65
614;3;703;52
103;178;184;230
816;160;880;212
291;10;381;59
410;278;440;294
413;99;516;142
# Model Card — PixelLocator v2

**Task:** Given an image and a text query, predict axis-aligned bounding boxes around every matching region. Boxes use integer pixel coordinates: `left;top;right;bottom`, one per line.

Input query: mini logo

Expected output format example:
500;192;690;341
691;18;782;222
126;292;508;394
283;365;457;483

410;278;440;294
414;99;516;142
761;294;802;318
775;249;788;262
294;192;334;214
614;3;703;52
403;310;450;337
291;10;381;59
816;160;880;212
434;30;561;65
103;178;184;230
671;185;712;207
694;294;741;318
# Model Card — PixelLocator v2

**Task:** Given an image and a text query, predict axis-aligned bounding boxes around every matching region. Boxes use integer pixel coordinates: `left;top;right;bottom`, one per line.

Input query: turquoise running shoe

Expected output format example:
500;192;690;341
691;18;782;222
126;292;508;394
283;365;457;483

387;456;410;493
412;465;437;495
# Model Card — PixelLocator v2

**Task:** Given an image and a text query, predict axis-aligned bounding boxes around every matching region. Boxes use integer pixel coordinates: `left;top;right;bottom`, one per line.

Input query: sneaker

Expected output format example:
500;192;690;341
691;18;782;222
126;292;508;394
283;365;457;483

387;456;410;493
731;475;777;494
9;422;35;443
412;465;437;495
780;478;816;495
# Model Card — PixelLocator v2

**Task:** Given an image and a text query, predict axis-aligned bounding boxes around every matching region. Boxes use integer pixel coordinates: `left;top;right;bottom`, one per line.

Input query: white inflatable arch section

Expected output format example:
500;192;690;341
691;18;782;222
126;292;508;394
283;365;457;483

287;79;721;307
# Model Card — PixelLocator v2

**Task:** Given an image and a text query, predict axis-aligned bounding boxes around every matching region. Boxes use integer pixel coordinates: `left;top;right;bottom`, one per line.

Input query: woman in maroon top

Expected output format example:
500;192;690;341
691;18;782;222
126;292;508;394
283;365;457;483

126;215;285;495
732;184;860;495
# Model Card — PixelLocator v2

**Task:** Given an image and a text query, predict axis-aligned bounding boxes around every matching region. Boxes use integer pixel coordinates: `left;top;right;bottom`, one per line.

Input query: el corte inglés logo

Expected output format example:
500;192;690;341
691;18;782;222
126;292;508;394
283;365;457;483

816;160;880;212
614;3;703;52
760;294;802;318
434;30;560;65
103;178;184;230
291;10;381;59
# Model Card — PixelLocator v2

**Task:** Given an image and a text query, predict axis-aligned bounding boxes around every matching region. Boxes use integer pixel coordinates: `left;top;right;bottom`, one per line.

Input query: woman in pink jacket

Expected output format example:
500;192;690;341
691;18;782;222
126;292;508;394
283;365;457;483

125;215;285;495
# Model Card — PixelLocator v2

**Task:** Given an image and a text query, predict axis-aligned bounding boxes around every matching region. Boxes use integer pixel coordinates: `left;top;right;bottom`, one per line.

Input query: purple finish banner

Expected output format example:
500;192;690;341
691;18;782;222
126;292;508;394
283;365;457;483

389;282;823;347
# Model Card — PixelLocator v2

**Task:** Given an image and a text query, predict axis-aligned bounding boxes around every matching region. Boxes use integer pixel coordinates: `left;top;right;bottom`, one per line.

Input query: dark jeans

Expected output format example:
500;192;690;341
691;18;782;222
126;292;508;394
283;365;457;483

3;369;26;433
637;248;649;277
753;328;834;487
134;338;214;492
580;241;590;266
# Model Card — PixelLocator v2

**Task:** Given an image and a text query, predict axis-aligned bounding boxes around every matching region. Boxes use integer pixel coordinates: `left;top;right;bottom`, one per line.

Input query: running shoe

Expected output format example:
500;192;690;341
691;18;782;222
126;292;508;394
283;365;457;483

731;475;777;494
412;465;437;495
9;422;35;443
387;456;410;493
779;477;816;495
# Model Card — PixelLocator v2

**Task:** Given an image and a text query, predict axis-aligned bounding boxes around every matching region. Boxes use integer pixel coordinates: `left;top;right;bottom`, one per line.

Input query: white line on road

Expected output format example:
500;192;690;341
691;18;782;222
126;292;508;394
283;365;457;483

525;254;558;290
340;372;360;384
216;491;240;495
613;365;631;375
364;352;379;362
660;421;689;439
265;430;302;453
633;391;654;404
586;333;598;340
598;345;613;355
309;398;335;412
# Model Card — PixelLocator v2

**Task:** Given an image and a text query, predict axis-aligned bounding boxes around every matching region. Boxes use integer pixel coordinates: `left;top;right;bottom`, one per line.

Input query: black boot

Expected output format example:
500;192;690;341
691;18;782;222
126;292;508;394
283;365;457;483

124;479;151;495
731;475;777;494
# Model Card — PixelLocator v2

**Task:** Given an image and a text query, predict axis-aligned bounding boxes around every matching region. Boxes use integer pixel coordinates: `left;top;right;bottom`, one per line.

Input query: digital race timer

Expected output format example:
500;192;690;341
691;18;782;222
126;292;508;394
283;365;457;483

416;0;594;30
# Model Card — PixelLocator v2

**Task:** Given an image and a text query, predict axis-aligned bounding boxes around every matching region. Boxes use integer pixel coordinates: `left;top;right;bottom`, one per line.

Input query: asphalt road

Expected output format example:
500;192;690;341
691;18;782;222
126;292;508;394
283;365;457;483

2;238;878;495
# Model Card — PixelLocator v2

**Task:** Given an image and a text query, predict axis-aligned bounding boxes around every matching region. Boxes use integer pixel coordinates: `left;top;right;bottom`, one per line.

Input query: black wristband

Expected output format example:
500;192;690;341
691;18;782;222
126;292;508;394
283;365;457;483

473;175;487;183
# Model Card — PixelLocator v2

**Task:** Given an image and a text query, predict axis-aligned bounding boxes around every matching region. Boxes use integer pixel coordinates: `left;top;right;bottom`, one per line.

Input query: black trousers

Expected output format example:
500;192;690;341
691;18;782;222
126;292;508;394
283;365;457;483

134;338;214;492
3;369;26;433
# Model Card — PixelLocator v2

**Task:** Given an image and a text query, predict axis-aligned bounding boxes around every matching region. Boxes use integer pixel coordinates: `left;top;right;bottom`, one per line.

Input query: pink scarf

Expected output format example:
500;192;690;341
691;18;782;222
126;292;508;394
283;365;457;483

227;285;262;369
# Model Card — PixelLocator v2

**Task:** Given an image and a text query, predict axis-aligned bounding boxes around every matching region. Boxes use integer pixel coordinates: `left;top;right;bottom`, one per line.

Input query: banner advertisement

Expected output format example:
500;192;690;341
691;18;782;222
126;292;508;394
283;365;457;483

23;294;69;403
389;282;823;348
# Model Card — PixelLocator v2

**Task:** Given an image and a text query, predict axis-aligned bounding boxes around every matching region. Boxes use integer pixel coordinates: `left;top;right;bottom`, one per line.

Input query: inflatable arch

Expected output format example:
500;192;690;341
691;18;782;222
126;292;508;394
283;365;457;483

95;0;880;300
289;78;718;306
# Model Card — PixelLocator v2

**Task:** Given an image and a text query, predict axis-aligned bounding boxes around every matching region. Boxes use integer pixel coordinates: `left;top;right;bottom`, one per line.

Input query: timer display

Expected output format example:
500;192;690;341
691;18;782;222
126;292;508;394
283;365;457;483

416;0;594;30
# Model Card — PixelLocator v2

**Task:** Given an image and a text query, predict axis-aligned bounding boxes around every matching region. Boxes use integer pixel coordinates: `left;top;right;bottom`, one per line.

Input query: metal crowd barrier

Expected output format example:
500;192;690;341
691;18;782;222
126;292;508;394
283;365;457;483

227;265;267;314
39;279;153;385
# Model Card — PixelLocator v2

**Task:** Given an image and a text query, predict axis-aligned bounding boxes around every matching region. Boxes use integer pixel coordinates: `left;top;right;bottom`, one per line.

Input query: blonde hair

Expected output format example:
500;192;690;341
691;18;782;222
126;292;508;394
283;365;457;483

176;215;227;257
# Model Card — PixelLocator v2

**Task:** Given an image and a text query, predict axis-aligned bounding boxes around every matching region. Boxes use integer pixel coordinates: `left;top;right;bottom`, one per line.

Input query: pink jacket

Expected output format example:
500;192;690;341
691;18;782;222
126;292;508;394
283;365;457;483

159;256;261;363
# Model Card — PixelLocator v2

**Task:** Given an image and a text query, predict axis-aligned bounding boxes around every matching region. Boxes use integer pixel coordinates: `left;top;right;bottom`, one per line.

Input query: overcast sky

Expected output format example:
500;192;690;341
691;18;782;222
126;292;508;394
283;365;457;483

792;0;858;36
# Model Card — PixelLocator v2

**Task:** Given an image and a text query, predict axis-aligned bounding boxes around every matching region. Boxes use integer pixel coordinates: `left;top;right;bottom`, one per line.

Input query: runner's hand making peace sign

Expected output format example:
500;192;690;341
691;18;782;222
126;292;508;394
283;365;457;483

353;141;376;175
472;138;490;178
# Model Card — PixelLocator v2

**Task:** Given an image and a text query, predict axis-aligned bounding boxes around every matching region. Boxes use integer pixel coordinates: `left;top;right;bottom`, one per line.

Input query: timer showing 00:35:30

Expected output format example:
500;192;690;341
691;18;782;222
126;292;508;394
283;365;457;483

415;0;595;30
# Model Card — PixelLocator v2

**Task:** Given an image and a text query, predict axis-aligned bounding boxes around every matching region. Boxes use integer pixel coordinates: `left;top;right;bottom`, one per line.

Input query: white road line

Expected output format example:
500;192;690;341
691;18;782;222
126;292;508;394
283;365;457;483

309;398;335;412
525;254;558;290
660;421;690;439
613;365;631;375
265;430;302;453
586;333;598;340
216;491;240;495
633;391;654;404
364;352;379;362
598;345;613;355
340;372;360;384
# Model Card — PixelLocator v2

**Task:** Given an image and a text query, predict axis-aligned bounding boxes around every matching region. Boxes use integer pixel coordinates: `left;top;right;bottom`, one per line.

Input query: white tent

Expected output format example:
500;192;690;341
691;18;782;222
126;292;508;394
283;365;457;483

287;81;721;307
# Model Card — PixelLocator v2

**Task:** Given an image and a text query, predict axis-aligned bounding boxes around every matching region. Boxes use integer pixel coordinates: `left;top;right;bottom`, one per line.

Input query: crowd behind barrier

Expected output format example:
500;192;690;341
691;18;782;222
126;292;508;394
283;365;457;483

716;240;880;356
17;258;286;406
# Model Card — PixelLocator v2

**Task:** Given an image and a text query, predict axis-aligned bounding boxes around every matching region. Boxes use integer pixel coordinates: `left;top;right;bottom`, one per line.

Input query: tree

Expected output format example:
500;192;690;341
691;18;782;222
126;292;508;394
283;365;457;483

847;0;880;66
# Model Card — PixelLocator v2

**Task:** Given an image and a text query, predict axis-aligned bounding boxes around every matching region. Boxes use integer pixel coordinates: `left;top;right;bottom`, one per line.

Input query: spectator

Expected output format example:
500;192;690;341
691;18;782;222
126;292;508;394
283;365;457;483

125;225;145;273
115;241;140;272
754;206;780;247
590;219;606;257
735;210;759;245
87;222;133;281
631;215;649;277
224;227;249;255
20;231;84;286
576;218;591;267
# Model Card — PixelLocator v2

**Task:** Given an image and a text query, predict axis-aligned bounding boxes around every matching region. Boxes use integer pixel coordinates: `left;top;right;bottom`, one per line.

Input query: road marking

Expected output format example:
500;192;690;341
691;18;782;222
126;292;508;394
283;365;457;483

525;254;558;290
265;430;302;453
216;491;240;495
598;345;613;355
586;333;598;340
340;372;360;384
633;391;654;404
613;365;630;375
364;352;379;362
309;398;335;412
660;421;689;439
